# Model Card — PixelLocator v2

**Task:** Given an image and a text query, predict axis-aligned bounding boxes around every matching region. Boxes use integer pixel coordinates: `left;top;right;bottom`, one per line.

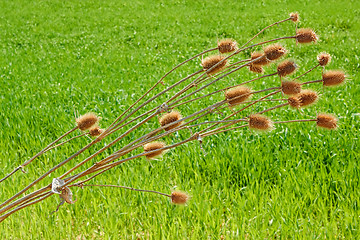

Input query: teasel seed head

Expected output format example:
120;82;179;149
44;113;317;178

225;86;252;106
296;28;318;43
281;80;302;95
288;90;318;108
264;44;287;61
288;96;301;108
290;12;300;23
76;113;99;131
317;53;331;66
322;70;346;86
201;55;227;75
316;114;338;130
89;126;104;137
171;191;189;205
143;141;166;159
277;60;297;77
249;114;273;131
159;110;183;131
218;39;238;54
249;64;264;73
251;52;270;66
297;90;318;107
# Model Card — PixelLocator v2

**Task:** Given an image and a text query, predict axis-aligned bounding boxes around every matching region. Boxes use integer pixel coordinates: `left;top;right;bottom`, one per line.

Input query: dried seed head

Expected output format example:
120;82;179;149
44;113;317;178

296;28;318;43
249;64;264;73
249;114;273;131
225;87;252;106
281;81;302;95
251;52;270;66
201;55;227;75
317;53;331;66
316;114;338;130
288;96;301;108
277;60;297;77
290;12;299;23
218;39;238;54
297;90;318;107
171;191;189;205
143;141;166;159
159;111;183;131
76;113;99;131
264;44;287;61
322;70;346;86
89;126;104;137
288;90;318;108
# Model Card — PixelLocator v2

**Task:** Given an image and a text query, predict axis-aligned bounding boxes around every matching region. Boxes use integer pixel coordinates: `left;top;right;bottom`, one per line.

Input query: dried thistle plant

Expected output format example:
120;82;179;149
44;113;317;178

0;12;347;222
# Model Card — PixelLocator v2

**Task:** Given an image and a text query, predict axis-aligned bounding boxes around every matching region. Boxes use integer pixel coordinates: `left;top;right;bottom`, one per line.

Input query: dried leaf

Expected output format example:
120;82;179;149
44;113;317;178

51;178;65;194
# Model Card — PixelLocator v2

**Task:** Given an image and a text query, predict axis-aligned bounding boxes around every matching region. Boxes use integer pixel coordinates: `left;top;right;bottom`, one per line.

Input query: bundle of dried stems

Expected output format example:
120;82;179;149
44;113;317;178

0;12;346;222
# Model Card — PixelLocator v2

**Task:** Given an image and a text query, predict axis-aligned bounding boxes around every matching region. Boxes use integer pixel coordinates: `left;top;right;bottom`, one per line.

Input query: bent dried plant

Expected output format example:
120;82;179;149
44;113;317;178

0;12;346;222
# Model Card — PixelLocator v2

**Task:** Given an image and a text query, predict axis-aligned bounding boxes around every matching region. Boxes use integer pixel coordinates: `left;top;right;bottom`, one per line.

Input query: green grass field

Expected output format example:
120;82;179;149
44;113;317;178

0;0;359;239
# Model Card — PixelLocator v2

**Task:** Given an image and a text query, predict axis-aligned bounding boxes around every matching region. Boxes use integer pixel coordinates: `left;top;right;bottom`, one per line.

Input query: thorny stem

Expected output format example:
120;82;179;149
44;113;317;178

44;132;88;152
0;126;78;183
77;184;172;198
239;17;292;49
292;64;320;81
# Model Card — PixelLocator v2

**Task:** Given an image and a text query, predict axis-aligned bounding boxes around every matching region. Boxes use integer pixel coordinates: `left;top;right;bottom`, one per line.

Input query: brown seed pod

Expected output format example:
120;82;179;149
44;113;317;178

143;141;166;159
281;81;302;95
218;39;238;54
249;64;264;73
322;70;346;86
249;114;273;131
277;60;297;77
76;113;99;131
296;28;318;43
89;126;104;137
316;114;338;130
171;191;189;205
297;90;318;107
225;87;252;106
159;111;183;131
201;55;227;75
264;44;287;61
251;52;270;66
290;12;299;23
288;96;301;108
317;53;331;66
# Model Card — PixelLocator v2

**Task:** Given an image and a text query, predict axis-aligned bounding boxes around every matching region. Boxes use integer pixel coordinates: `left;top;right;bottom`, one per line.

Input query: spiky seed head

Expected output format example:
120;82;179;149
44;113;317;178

225;87;252;106
277;60;297;77
297;90;318;107
281;81;302;95
76;113;99;131
288;96;301;108
316;114;338;130
290;12;299;23
201;55;227;75
89;126;104;137
249;64;264;73
143;141;166;159
171;191;189;205
218;39;238;54
249;114;273;131
322;70;346;86
296;28;318;43
317;53;331;66
251;52;270;66
159;111;183;131
264;44;287;61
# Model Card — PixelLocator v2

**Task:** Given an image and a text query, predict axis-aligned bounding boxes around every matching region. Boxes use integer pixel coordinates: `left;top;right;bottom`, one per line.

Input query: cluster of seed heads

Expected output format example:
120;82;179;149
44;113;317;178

0;12;348;222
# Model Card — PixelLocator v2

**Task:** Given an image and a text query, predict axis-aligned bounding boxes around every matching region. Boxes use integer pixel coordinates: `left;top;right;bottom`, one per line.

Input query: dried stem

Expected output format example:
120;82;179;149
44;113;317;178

0;126;78;183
